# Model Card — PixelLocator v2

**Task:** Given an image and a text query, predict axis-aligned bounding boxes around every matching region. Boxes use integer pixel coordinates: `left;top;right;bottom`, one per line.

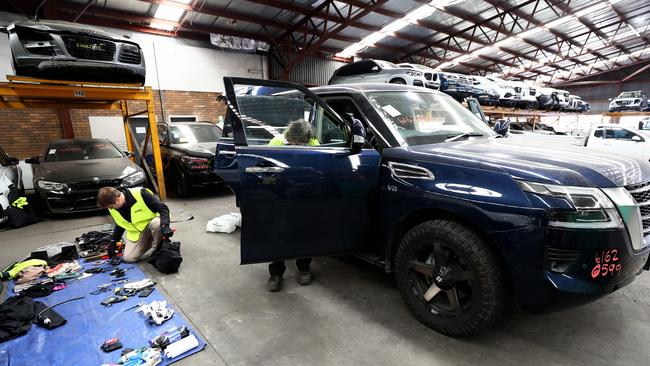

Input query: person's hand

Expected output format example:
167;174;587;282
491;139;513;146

161;224;174;239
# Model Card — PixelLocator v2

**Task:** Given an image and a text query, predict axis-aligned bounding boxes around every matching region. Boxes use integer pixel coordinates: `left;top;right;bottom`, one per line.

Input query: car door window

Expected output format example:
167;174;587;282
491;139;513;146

323;97;383;149
593;129;604;138
610;128;639;141
230;84;349;147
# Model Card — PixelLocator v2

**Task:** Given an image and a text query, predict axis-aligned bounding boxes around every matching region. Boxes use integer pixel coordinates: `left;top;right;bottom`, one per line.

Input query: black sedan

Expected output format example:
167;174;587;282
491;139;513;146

27;139;145;213
156;122;223;197
3;20;146;84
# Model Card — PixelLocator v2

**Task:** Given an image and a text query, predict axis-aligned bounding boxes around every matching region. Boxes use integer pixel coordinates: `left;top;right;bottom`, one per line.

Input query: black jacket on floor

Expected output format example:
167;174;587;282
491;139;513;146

0;296;35;343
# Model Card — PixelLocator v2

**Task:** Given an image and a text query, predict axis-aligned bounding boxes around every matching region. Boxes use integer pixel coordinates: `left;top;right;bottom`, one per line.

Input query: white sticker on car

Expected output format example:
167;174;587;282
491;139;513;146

48;149;56;154
381;105;401;117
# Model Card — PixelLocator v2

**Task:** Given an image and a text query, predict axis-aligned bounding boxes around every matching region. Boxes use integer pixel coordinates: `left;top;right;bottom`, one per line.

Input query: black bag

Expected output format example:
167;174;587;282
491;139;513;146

148;240;182;274
6;204;37;229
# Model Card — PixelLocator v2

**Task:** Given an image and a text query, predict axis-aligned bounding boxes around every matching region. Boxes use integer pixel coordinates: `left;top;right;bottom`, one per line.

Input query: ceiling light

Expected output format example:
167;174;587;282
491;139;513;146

154;5;185;21
150;21;175;31
171;0;192;3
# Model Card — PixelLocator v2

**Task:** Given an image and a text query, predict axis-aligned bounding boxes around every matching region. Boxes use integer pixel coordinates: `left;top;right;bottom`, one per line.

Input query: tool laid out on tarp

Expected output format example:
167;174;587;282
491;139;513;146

34;296;85;330
100;338;123;353
137;301;174;326
101;295;128;307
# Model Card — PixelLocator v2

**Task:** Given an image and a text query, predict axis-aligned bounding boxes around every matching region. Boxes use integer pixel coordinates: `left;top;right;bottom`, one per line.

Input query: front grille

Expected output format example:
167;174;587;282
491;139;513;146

69;179;122;191
118;44;141;64
617;100;631;105
413;80;423;87
627;182;650;234
62;36;116;61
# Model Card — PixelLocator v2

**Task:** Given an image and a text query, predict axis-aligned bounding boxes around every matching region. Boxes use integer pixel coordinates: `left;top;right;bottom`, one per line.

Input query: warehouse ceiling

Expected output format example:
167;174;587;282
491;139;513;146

1;0;648;85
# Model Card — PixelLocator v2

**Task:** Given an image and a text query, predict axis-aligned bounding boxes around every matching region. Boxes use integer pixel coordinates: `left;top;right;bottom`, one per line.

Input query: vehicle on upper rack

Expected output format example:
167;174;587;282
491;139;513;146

503;80;539;109
26;139;145;213
536;87;569;111
476;76;517;107
216;77;650;336
156;122;224;197
468;81;500;106
396;63;439;90
608;91;650;112
0;146;23;195
329;59;426;88
1;20;146;84
435;72;474;101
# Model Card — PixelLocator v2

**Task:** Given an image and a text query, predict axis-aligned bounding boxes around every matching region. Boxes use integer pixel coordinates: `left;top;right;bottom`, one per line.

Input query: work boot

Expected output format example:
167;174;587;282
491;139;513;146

297;270;312;286
268;275;283;292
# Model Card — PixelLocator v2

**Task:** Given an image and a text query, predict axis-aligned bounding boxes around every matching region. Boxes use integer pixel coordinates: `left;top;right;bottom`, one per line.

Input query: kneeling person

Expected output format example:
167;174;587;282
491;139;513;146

97;186;173;262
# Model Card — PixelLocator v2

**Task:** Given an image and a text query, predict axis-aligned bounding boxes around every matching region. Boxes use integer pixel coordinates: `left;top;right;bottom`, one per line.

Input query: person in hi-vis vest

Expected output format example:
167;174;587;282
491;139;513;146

96;186;173;262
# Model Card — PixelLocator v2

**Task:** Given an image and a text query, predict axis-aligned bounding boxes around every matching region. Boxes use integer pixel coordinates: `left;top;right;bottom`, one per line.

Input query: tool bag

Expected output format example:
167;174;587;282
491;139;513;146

148;239;182;274
5;187;37;229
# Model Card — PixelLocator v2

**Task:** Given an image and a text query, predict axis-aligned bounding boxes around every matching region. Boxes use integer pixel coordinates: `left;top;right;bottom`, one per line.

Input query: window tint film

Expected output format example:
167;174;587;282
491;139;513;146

232;84;348;147
45;141;122;162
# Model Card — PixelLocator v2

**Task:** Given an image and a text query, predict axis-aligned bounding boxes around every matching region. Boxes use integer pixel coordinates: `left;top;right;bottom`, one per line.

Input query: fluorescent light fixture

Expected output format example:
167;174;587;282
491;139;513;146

628;24;641;37
150;21;175;31
154;5;185;21
171;0;192;3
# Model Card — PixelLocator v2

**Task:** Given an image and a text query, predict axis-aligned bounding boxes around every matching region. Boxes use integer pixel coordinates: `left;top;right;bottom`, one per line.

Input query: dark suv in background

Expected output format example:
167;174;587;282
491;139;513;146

157;122;223;197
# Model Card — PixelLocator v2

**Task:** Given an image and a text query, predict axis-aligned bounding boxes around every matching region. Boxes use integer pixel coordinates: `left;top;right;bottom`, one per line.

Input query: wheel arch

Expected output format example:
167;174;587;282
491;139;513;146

389;77;407;84
384;208;514;293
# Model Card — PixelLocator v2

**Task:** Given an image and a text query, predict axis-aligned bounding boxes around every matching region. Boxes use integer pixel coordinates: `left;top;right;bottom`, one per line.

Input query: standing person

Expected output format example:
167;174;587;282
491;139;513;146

96;186;174;263
267;120;316;291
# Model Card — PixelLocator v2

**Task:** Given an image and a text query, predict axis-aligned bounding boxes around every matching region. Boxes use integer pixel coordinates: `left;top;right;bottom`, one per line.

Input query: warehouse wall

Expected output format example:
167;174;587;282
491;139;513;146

269;51;348;86
0;11;260;159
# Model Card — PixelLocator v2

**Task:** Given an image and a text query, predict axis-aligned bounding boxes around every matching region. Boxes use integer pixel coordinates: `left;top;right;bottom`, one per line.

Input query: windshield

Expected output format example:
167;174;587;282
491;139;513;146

366;91;495;146
44;140;122;162
170;124;222;144
619;92;643;98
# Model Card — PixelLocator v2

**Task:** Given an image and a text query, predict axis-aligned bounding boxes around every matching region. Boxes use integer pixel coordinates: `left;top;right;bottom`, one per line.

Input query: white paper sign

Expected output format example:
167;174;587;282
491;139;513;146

135;127;146;134
48;149;56;154
381;105;401;117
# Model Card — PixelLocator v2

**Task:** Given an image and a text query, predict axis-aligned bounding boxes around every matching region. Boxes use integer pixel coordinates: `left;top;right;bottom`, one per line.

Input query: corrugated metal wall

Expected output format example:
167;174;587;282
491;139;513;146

269;52;348;86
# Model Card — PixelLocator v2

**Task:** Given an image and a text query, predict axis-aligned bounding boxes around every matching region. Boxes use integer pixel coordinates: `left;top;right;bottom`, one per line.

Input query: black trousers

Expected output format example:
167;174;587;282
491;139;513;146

269;258;312;276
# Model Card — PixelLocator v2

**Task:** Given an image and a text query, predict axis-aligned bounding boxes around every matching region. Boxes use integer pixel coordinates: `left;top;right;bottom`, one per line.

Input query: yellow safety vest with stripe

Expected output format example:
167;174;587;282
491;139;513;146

108;188;159;242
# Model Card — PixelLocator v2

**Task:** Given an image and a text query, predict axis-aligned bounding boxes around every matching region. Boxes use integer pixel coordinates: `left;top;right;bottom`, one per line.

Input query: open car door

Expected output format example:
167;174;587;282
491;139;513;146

223;77;381;264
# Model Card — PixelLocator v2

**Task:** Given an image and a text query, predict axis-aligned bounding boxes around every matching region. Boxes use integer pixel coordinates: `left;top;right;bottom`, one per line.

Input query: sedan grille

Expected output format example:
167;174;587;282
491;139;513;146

62;36;116;61
626;182;650;234
69;179;122;191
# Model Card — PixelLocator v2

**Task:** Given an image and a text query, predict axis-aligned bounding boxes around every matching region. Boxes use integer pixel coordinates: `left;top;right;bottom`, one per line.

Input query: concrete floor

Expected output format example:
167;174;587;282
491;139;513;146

2;189;650;366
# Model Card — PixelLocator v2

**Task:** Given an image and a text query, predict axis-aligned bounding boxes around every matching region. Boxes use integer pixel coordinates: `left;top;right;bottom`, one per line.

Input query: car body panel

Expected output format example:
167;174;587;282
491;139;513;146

329;59;426;88
609;91;649;112
0;146;23;194
586;125;650;161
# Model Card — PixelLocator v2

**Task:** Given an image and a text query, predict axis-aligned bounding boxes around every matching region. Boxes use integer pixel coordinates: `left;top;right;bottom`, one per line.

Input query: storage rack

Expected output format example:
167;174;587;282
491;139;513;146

0;76;166;200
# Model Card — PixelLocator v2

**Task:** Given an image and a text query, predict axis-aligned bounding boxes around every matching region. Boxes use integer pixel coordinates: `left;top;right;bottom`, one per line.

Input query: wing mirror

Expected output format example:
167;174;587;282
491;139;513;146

632;135;642;142
25;156;40;164
493;119;510;137
7;156;19;165
0;27;7;34
123;151;135;158
608;98;613;101
344;113;366;154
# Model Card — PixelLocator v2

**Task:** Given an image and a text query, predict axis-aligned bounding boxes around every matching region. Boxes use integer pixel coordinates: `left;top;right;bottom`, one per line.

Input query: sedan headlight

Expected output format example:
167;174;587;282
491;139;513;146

518;181;623;229
123;171;145;186
37;180;67;193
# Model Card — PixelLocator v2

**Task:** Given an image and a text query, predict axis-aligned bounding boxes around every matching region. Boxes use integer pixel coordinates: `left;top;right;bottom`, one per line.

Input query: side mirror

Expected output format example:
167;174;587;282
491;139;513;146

345;113;366;154
25;156;40;164
123;151;135;158
7;157;19;165
158;138;166;146
608;98;613;101
493;120;510;137
0;27;7;34
632;135;642;142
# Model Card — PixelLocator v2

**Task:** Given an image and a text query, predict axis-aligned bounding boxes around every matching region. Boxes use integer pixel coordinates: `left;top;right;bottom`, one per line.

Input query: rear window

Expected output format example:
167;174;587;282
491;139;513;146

45;141;122;162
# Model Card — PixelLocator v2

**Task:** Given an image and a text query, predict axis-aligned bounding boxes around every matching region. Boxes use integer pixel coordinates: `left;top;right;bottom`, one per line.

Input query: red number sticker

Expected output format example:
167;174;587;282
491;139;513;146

590;249;622;279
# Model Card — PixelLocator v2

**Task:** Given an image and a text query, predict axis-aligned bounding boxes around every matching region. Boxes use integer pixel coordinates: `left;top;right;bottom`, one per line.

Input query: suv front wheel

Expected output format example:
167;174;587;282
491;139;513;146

395;219;504;336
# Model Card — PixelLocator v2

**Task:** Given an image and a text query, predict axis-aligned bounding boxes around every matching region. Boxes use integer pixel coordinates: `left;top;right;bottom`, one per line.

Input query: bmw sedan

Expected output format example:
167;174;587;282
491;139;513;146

26;139;145;213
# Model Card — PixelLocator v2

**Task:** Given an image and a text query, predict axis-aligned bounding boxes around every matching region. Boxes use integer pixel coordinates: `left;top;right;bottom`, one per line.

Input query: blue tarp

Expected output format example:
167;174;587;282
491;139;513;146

0;261;205;365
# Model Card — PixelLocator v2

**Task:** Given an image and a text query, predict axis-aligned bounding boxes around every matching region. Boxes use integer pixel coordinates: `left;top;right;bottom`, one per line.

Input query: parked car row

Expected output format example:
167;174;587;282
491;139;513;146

329;59;590;113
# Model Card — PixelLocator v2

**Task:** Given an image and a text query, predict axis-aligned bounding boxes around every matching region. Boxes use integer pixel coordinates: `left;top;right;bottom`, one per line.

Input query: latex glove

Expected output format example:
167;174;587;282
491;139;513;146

161;225;174;239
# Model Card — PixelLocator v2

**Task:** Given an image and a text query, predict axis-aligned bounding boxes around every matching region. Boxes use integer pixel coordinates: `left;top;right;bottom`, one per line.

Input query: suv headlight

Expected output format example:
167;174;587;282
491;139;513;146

37;180;68;193
518;181;623;229
123;171;145;186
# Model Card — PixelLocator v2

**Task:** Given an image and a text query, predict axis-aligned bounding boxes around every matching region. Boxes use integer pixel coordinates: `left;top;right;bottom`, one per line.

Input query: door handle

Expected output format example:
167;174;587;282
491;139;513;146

245;166;285;173
218;150;236;156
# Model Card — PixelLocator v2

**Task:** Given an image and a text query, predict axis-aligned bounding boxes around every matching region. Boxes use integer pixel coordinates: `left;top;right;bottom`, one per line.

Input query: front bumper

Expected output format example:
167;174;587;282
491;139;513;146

36;183;144;214
491;225;649;312
609;104;641;112
185;168;224;187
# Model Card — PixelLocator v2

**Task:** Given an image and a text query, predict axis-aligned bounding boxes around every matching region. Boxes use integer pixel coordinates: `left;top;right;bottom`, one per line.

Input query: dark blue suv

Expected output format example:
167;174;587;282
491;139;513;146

216;78;650;336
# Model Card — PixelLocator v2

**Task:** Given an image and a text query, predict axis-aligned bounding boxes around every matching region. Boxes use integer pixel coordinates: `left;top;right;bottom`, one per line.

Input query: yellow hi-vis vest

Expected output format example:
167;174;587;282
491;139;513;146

108;188;159;242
